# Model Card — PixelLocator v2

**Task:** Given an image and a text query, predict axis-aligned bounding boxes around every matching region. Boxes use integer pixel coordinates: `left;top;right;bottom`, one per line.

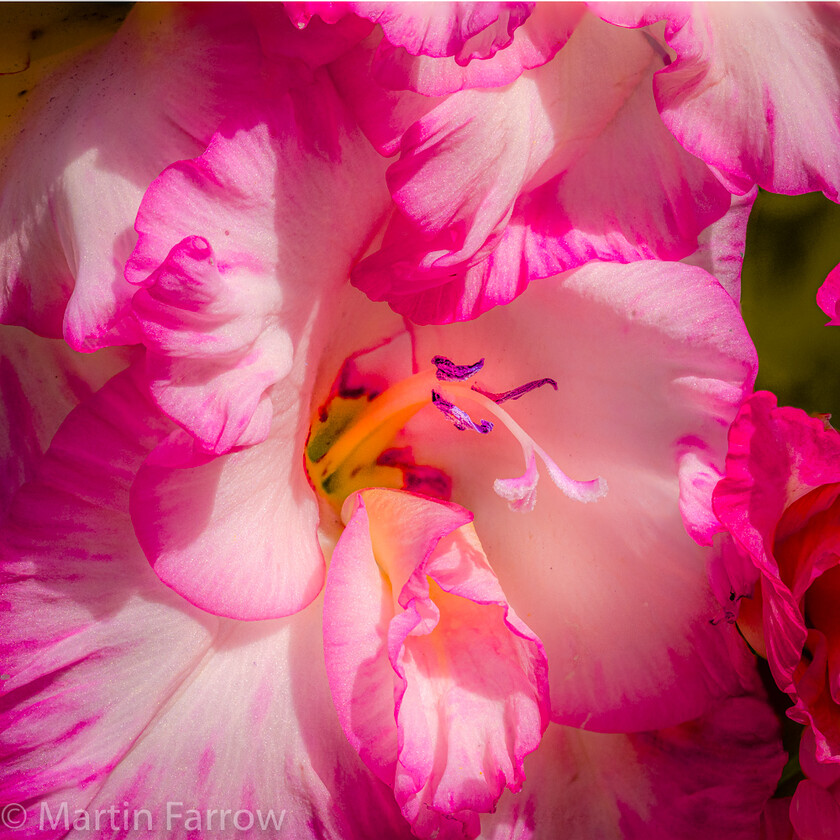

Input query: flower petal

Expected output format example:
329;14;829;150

0;327;127;521
791;780;840;840
761;797;796;840
366;3;582;96
254;4;375;68
126;63;389;454
682;188;758;304
352;13;729;324
130;421;324;621
0;366;413;840
122;66;389;622
817;263;840;326
130;236;290;453
594;3;840;198
324;488;549;839
0;367;208;819
483;694;783;839
402;259;757;730
355;2;533;60
0;4;262;348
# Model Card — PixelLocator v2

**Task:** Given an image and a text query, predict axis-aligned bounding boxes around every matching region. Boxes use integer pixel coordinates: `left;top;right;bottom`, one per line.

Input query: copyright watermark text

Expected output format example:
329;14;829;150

0;802;287;833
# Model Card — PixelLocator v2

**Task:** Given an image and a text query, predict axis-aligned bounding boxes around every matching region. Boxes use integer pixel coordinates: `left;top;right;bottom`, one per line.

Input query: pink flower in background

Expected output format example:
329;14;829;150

11;1;840;837
818;263;840;326
712;390;840;840
714;393;840;763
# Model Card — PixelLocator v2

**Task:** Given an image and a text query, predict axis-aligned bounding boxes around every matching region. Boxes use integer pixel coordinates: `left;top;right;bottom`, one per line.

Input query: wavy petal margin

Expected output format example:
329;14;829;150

351;13;729;324
324;489;549;839
593;2;840;199
0;4;261;348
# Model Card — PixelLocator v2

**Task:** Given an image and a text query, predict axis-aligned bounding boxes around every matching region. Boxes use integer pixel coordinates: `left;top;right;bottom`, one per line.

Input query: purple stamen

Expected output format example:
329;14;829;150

432;356;484;382
431;391;493;434
471;377;558;404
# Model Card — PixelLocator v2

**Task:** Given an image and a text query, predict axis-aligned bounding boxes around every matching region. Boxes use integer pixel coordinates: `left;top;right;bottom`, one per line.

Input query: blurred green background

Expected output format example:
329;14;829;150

743;191;840;416
1;4;839;419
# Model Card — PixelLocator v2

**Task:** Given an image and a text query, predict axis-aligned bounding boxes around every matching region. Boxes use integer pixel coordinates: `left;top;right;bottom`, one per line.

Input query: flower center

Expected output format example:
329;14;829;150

305;356;606;513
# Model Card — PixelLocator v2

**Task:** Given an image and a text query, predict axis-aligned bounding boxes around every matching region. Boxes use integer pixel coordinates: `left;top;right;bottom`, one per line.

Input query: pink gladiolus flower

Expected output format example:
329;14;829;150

0;2;802;837
0;268;782;837
714;392;840;764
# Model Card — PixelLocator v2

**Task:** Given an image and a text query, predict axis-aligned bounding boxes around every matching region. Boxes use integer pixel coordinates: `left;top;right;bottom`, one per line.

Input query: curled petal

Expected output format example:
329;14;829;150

352;14;729;324
324;489;549;838
131;236;291;454
122;65;388;622
126;64;389;453
594;2;840;198
355;2;533;61
0;4;262;347
367;4;582;96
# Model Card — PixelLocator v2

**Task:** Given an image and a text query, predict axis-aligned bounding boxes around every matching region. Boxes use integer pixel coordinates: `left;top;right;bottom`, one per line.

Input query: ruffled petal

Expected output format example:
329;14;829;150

713;392;840;760
0;366;413;840
126;63;389;454
352;13;729;324
400;259;757;730
130;236;290;453
122;64;389;621
0;4;262;348
594;3;840;199
324;489;549;839
366;4;582;97
354;3;533;60
483;694;783;839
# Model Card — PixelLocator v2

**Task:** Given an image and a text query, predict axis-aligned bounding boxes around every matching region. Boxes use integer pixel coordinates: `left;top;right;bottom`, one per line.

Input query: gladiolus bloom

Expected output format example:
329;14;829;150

0;2;813;838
